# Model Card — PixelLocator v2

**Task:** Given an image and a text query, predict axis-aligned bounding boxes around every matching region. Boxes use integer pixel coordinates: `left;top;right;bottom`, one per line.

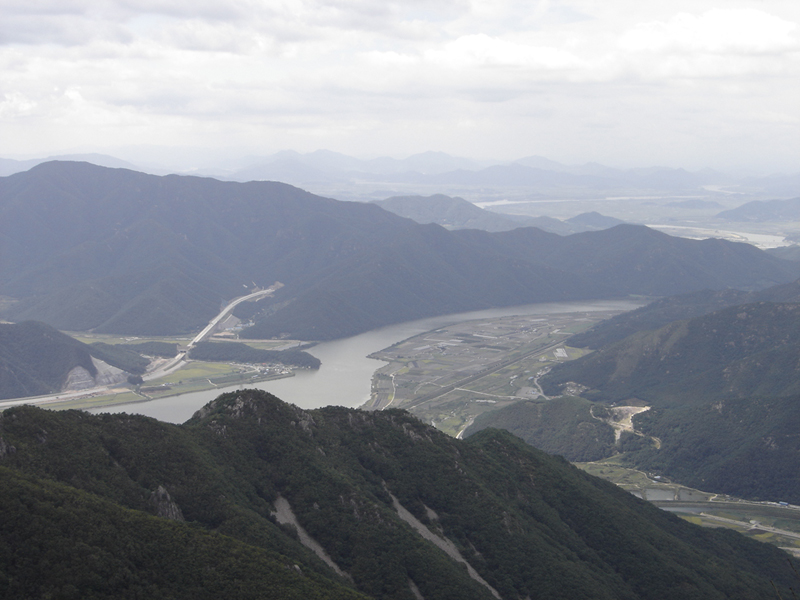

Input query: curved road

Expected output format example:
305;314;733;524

143;283;282;381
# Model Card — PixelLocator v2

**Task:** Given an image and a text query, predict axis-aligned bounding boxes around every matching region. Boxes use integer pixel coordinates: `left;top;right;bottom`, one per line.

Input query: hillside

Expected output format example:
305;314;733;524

568;278;800;349
0;321;99;399
0;321;155;399
453;224;797;297
0;467;366;600
540;302;800;406
716;197;800;221
567;289;754;349
2;162;797;341
465;396;617;462
0;320;323;401
630;395;800;502
0;389;794;599
481;300;800;502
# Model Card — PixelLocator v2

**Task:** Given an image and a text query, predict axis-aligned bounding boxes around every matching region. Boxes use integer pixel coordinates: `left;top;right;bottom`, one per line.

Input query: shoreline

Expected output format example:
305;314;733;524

0;370;297;413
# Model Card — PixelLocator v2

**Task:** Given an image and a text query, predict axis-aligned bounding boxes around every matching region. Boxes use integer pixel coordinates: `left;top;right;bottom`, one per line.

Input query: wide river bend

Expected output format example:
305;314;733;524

91;299;643;424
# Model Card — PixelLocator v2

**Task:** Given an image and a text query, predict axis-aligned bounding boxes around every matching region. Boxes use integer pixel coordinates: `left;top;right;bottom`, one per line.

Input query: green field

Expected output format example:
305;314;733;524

46;359;293;412
69;333;192;346
367;311;621;437
577;459;800;554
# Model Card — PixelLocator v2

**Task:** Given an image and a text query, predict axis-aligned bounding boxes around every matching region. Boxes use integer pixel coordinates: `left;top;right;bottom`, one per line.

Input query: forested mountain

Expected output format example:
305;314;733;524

0;321;99;399
540;302;800;406
453;224;797;297
0;321;150;399
0;389;794;599
565;278;800;349
1;162;797;340
471;298;800;503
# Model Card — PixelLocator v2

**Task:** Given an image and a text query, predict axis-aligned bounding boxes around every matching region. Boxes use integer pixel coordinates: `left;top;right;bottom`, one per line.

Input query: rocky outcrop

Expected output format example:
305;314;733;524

149;485;185;521
62;358;128;391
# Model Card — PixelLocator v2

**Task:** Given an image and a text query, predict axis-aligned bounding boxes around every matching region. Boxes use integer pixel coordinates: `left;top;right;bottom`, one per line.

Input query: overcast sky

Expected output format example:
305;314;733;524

1;1;799;172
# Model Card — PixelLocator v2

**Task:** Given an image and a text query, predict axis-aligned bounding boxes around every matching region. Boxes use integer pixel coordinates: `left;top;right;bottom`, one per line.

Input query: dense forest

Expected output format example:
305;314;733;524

540;302;800;406
0;321;100;399
466;396;617;462
472;295;800;504
189;341;320;369
0;389;795;599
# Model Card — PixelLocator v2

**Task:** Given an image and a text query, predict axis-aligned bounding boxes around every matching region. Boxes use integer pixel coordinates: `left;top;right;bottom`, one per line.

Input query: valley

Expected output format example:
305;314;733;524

1;160;799;598
365;310;615;436
362;306;800;558
5;0;800;592
78;299;644;422
577;460;800;557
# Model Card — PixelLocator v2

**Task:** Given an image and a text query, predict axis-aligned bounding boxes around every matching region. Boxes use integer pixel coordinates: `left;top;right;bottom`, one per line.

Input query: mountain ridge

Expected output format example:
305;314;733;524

0;388;795;599
2;161;797;340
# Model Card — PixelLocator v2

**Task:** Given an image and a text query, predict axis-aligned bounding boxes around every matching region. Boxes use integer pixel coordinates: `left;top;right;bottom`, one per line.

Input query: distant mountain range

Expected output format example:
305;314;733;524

0;389;794;599
715;196;800;222
4;150;798;199
225;152;740;195
1;161;797;341
0;153;139;177
372;194;624;234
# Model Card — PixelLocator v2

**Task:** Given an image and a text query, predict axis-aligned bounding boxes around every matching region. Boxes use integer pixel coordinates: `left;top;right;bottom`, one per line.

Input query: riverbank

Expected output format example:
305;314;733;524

1;365;295;413
87;299;647;424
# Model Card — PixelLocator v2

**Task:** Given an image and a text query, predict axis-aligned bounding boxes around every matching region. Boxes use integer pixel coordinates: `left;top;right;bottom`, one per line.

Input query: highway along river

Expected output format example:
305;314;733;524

91;299;643;424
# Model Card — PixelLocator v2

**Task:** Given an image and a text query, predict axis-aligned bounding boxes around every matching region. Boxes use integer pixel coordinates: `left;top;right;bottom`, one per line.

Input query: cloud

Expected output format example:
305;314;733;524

620;9;797;55
425;33;586;71
615;8;800;80
0;91;36;117
0;1;798;170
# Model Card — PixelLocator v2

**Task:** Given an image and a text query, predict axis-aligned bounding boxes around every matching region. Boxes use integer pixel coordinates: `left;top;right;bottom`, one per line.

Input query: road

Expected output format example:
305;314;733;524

188;284;281;348
140;284;281;381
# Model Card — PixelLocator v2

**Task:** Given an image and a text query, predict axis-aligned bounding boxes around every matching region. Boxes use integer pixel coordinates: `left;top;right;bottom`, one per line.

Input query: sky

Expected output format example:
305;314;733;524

1;1;799;172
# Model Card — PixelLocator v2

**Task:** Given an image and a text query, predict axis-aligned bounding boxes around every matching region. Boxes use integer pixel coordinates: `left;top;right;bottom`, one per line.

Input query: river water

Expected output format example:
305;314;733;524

91;299;643;424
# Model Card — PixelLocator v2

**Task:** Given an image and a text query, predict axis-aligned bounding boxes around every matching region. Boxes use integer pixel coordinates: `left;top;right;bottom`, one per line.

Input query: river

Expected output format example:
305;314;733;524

90;299;643;424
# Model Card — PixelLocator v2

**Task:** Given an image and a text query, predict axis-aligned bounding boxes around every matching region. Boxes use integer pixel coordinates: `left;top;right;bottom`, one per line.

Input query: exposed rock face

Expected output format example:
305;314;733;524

388;491;500;599
149;485;185;521
63;366;96;391
271;495;349;579
62;358;128;391
0;436;16;458
90;358;128;387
